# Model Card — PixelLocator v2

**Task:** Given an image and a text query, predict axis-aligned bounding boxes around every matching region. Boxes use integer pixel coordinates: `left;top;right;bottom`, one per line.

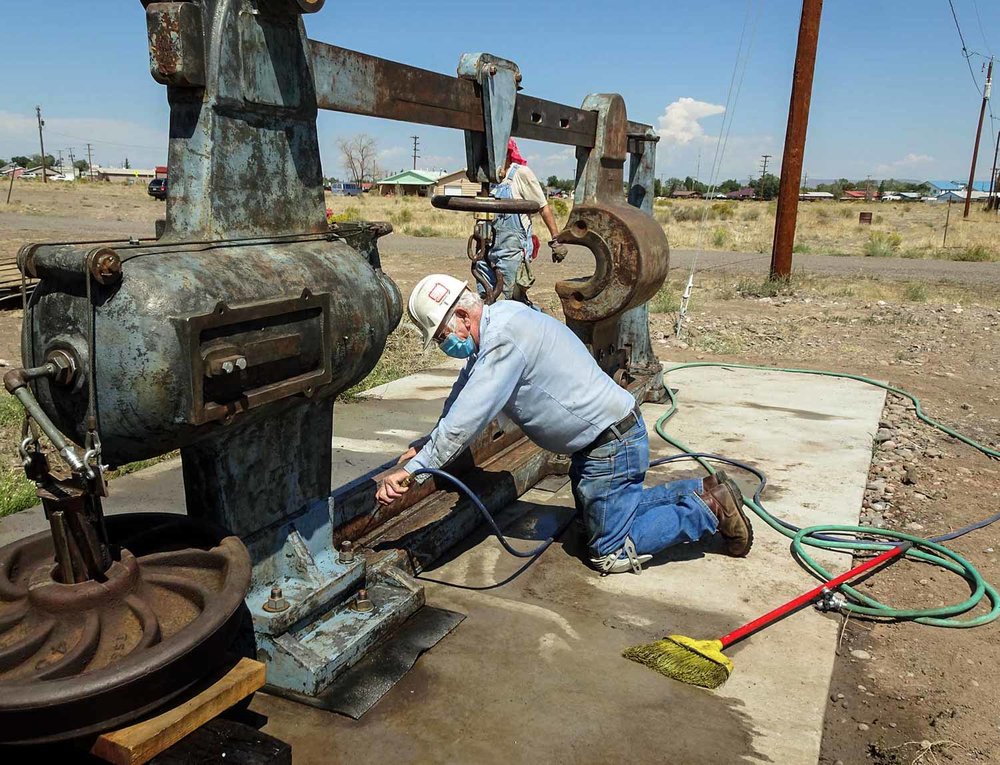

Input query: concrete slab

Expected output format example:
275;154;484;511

253;363;885;764
0;362;885;763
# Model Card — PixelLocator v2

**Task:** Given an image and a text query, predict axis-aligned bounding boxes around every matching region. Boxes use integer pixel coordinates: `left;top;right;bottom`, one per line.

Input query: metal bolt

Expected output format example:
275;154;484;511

234;356;247;370
263;585;289;613
339;540;355;564
352;588;374;613
221;360;235;374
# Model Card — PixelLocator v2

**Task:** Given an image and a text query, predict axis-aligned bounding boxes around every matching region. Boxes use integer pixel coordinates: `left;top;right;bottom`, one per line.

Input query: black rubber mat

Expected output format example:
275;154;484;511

278;606;465;719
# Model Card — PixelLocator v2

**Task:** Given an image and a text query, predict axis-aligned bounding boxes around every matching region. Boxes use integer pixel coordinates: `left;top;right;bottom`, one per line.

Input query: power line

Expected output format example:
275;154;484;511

44;129;163;152
948;0;985;96
971;0;993;56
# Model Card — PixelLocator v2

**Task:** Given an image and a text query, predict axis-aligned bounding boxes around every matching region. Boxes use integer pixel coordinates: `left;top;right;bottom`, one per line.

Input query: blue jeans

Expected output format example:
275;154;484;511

569;415;719;557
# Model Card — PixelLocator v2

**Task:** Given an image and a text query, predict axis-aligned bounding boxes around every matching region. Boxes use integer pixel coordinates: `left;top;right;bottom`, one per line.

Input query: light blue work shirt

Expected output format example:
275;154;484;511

405;301;636;475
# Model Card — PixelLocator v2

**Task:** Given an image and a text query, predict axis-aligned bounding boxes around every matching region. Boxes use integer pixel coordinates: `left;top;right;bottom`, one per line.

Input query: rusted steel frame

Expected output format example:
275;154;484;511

331;418;529;547
357;438;557;571
309;42;652;149
771;0;823;279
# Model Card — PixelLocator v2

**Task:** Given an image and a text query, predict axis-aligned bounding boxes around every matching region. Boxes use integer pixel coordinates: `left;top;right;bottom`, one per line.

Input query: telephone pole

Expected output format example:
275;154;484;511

770;0;823;280
86;144;95;181
963;56;992;218
989;128;1000;212
759;154;771;180
410;135;420;170
36;106;47;183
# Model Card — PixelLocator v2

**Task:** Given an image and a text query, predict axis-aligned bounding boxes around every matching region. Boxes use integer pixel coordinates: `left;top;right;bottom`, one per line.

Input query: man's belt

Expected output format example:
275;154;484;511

587;407;641;451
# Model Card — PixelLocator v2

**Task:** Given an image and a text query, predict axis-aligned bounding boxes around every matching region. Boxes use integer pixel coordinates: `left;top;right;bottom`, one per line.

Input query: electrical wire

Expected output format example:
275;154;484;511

948;0;986;96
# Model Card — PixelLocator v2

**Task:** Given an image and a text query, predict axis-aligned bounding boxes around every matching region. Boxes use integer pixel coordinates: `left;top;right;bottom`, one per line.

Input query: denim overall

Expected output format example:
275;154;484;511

474;163;533;300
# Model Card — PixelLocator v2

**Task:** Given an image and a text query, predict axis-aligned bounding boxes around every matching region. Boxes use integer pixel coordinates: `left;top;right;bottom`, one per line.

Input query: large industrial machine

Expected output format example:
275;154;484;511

0;0;668;744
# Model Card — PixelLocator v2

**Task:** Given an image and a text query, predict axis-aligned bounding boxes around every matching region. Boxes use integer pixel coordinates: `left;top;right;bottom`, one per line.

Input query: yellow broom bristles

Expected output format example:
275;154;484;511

623;635;733;689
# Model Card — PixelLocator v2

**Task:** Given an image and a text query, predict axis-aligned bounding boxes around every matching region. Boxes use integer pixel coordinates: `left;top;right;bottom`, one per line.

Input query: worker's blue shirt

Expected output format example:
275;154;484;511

405;301;636;475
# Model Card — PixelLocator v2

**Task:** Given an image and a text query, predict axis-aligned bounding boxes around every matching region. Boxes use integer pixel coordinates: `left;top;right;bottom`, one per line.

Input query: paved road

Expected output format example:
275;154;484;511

380;236;998;285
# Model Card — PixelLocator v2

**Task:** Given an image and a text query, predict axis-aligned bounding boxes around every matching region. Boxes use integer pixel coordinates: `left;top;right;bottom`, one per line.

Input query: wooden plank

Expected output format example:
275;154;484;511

90;658;266;765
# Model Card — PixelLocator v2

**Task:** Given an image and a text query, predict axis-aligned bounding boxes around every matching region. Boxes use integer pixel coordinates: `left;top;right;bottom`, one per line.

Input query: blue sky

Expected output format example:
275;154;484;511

1;0;998;184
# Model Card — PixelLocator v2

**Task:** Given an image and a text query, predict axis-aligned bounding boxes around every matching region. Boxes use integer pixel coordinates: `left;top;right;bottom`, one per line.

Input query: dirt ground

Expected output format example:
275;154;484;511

1;183;999;764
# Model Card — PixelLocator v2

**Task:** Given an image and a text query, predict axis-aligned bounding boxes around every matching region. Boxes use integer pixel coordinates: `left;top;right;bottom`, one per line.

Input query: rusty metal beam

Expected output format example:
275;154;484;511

309;42;654;148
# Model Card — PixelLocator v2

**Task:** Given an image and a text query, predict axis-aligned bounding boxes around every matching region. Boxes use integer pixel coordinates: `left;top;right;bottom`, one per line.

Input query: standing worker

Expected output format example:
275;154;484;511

477;139;569;304
375;275;754;574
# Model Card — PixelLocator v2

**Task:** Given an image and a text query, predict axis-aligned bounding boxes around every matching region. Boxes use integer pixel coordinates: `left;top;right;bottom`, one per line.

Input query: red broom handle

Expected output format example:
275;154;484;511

719;542;912;649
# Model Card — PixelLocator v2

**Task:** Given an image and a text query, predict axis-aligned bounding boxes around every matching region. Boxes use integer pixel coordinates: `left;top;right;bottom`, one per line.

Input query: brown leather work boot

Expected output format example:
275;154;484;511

702;470;729;493
698;478;753;557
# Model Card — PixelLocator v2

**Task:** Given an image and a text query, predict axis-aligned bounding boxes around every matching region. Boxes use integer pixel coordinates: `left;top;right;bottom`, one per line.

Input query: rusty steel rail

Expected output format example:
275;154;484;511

309;42;652;148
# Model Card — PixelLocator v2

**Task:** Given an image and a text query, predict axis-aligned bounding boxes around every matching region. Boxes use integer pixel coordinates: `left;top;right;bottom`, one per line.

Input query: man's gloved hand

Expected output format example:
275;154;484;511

549;239;569;263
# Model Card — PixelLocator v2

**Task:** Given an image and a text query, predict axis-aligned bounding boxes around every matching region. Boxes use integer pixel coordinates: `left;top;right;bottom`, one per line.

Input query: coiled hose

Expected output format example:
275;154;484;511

655;362;1000;628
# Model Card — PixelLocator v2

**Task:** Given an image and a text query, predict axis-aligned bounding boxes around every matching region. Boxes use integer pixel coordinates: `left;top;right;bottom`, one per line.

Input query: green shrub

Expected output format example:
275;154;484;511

863;231;902;257
653;209;672;225
406;225;444;238
903;283;928;302
735;276;790;298
672;205;714;222
549;198;570;218
649;286;681;313
839;206;854;219
390;208;414;225
710;201;737;220
711;227;729;247
792;241;812;253
953;244;994;262
328;205;362;223
741;207;761;221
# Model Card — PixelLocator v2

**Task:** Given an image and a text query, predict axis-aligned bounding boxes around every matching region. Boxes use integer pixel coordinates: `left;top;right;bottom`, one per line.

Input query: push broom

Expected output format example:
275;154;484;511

623;541;912;689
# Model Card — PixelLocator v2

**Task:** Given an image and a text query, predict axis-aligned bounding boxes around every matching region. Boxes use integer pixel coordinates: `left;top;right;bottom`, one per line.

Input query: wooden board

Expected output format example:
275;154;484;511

90;658;266;765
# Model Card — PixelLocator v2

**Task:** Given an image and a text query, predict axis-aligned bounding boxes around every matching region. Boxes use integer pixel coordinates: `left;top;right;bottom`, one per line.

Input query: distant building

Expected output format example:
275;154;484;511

432;170;480;198
937;189;989;202
725;187;755;200
670;189;702;199
91;166;156;184
840;190;871;200
374;169;446;197
19;166;62;180
800;191;834;201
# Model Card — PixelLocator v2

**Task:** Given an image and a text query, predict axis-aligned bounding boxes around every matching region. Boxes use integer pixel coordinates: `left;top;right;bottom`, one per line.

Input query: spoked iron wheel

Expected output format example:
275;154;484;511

0;513;251;745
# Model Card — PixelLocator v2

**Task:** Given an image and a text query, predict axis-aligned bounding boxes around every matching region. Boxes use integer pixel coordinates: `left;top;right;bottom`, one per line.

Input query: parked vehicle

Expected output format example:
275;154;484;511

328;182;362;197
148;177;168;200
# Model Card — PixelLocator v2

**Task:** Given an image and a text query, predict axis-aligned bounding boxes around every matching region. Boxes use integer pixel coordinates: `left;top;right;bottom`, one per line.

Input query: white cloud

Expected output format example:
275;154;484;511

875;152;934;175
657;97;726;146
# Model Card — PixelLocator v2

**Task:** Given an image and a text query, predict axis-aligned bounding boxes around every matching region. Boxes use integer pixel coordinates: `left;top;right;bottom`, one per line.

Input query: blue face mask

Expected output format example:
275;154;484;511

439;332;476;359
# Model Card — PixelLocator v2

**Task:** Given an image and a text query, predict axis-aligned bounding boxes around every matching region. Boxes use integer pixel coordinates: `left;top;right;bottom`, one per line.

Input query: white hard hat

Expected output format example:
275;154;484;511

407;274;469;349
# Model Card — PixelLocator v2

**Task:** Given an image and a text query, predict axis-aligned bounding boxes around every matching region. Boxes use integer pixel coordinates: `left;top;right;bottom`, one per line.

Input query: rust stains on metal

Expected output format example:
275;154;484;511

0;513;251;744
554;202;669;323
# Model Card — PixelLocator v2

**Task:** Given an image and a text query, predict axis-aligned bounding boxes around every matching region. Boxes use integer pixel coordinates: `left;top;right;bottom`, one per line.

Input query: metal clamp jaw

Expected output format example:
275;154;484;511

458;52;522;184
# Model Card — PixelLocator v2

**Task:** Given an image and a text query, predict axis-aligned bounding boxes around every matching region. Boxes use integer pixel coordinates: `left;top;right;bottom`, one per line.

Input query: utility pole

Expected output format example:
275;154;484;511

410;135;420;170
865;174;873;202
87;144;95;181
36;106;47;183
759;154;771;181
963;57;992;219
770;0;823;280
988;128;1000;212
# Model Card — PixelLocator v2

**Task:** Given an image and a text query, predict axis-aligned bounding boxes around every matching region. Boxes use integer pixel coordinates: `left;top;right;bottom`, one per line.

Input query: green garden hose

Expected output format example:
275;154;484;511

655;362;1000;628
